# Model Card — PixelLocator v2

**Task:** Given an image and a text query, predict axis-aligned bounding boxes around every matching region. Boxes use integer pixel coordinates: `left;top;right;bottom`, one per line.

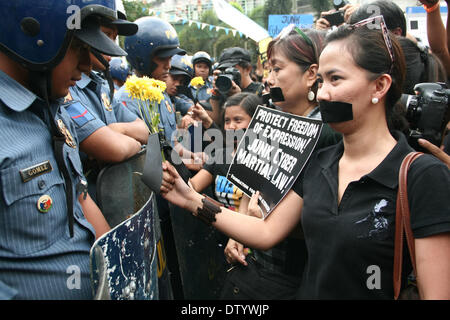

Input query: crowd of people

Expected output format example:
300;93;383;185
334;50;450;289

0;0;449;300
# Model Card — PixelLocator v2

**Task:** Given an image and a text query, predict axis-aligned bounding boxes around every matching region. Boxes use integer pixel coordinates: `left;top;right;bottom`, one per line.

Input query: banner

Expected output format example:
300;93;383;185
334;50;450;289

227;106;323;217
213;0;269;42
268;14;314;38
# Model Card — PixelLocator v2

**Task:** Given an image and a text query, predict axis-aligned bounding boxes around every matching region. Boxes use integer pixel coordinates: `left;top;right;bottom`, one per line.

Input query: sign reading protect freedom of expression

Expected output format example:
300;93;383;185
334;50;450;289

227;106;323;218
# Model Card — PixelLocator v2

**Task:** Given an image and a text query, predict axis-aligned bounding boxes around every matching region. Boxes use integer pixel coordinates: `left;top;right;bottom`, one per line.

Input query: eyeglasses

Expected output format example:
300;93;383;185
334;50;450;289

276;24;316;61
348;15;395;74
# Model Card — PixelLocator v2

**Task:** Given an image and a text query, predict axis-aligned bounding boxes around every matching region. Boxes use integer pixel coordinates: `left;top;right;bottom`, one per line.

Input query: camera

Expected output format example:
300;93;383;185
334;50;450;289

401;82;450;151
215;67;241;95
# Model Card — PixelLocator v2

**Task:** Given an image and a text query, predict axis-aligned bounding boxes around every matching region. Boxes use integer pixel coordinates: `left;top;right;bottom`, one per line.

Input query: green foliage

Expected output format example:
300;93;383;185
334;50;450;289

229;1;244;13
177;9;258;62
310;0;332;17
263;0;293;17
122;0;153;22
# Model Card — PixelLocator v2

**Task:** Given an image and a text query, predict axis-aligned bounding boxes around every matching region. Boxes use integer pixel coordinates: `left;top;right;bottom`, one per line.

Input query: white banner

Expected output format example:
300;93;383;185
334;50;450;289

212;0;270;42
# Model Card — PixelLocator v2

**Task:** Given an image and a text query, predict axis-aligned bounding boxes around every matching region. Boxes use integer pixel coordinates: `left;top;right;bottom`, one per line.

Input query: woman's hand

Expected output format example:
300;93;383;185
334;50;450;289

160;161;199;211
224;238;250;266
247;191;263;218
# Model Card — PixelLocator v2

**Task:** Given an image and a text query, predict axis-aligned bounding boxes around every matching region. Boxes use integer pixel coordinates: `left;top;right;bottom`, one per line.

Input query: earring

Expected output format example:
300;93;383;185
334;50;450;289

371;97;379;104
308;88;315;102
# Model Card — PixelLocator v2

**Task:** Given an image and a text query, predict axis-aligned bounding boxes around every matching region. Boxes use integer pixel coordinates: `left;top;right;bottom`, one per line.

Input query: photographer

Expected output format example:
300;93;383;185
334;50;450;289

315;0;359;30
209;47;263;125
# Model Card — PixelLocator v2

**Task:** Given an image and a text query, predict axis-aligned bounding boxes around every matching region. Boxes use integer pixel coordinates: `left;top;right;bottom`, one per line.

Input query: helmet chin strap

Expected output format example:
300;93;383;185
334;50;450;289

91;48;114;103
28;70;75;238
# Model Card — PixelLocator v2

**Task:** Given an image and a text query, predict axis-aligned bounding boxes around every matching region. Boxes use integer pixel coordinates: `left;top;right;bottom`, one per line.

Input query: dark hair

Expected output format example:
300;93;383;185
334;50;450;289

224;92;262;118
398;37;447;94
267;28;326;96
325;21;406;129
349;0;407;37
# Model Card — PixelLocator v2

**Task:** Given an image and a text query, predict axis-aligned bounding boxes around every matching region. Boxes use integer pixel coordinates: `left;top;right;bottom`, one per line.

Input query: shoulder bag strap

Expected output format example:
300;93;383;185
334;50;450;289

393;151;423;300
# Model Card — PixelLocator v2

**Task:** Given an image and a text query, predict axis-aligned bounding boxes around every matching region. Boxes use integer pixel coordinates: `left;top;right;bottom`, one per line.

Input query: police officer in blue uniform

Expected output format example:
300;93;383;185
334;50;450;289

0;0;127;299
190;51;214;102
168;55;195;116
110;57;131;93
115;16;188;299
115;16;186;145
65;13;148;203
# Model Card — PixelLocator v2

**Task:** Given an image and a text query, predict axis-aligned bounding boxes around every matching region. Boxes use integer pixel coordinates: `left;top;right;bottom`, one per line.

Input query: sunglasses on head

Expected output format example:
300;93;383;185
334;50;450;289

347;15;395;74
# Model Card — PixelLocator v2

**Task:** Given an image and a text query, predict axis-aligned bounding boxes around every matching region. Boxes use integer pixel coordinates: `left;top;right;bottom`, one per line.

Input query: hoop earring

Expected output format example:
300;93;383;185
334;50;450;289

308;88;315;102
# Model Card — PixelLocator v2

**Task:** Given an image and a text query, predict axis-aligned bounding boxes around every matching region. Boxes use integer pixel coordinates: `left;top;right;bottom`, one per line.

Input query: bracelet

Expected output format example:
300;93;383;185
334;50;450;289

194;195;222;225
424;2;439;13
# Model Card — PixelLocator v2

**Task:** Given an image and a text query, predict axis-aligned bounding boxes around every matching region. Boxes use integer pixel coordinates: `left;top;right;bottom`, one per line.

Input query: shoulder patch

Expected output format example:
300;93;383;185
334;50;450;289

65;102;95;127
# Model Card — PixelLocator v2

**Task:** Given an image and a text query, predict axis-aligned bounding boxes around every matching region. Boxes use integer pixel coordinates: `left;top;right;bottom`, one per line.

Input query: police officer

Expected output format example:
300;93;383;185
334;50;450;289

115;16;188;299
167;55;195;116
110;57;131;92
0;0;126;299
190;51;214;102
64;11;148;203
116;16;186;145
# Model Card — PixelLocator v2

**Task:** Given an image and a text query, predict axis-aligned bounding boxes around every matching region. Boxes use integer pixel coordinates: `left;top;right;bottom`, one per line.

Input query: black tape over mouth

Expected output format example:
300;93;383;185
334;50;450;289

319;100;353;123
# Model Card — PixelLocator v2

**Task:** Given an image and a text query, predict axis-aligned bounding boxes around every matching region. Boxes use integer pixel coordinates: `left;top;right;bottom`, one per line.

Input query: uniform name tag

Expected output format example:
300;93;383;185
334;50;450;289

20;161;52;182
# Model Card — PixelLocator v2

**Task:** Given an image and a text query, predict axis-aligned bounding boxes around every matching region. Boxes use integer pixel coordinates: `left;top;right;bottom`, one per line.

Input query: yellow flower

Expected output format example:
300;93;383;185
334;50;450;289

124;75;167;134
190;76;205;89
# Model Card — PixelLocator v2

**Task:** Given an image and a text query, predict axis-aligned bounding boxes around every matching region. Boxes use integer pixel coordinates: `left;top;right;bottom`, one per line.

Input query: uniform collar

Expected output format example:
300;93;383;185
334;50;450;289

0;70;38;112
317;131;414;189
75;72;93;89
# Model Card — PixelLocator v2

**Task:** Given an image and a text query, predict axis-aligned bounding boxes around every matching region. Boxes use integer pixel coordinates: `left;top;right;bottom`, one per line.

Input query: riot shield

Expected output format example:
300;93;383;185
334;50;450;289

90;195;158;300
94;149;173;299
96;149;150;228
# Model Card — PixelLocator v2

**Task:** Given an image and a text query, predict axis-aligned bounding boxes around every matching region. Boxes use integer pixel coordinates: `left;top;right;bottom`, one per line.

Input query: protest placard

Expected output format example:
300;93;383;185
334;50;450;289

227;105;322;218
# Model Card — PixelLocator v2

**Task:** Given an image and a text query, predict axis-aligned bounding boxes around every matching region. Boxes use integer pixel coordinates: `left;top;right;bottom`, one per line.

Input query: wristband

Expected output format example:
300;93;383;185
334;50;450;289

194;195;222;225
424;2;439;13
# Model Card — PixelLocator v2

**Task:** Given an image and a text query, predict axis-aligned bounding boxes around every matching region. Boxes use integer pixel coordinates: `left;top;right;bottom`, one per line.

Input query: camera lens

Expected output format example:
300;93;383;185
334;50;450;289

216;75;232;94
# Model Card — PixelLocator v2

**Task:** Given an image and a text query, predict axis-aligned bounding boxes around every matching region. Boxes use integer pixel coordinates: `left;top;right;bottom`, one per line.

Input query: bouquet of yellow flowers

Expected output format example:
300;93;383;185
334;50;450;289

124;75;167;134
190;76;205;103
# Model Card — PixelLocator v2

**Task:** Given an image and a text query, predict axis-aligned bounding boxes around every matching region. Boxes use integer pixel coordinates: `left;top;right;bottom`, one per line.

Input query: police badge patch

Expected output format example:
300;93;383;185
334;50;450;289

165;100;173;113
57;119;77;148
101;92;112;111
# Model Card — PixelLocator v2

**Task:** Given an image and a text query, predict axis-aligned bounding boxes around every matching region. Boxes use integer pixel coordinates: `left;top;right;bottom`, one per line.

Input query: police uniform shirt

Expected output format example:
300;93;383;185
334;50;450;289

171;93;194;116
115;87;177;144
292;131;450;299
69;72;137;127
0;70;96;299
189;76;213;102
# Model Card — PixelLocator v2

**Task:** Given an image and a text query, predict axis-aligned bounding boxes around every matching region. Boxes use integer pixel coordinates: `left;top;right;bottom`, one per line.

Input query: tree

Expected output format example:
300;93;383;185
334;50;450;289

310;0;332;17
263;0;293;18
122;0;153;22
178;9;251;59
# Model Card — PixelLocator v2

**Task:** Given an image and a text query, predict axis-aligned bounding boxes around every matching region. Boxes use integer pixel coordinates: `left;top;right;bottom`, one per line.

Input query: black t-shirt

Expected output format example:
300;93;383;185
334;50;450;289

203;148;243;211
242;81;264;95
292;131;450;299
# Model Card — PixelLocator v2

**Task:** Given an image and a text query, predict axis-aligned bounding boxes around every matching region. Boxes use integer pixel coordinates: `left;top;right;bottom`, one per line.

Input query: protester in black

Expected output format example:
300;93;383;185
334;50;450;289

160;18;450;299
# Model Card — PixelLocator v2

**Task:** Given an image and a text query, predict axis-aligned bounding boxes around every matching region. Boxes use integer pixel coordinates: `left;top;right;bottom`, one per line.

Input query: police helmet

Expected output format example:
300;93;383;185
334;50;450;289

0;0;126;72
170;55;193;80
125;17;186;76
192;51;212;68
110;57;131;82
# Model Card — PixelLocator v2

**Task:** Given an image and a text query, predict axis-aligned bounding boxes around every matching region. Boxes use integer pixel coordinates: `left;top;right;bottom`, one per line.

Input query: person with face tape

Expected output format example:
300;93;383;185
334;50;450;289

220;27;341;300
0;0;128;299
160;17;450;299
